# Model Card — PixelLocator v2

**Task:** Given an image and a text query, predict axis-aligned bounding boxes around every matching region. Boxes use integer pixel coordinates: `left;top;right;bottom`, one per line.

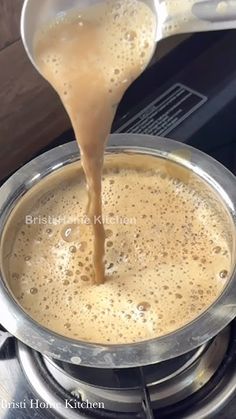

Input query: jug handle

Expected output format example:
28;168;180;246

156;0;236;41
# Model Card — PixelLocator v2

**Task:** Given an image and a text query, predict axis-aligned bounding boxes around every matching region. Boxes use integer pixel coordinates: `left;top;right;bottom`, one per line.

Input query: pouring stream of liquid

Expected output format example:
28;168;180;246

34;0;156;284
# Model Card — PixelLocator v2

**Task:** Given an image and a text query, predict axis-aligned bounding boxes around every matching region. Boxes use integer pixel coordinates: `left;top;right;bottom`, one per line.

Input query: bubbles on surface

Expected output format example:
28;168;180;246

65;270;73;277
137;302;151;312
30;287;38;295
213;246;222;254
63;280;70;286
81;275;89;282
61;224;80;242
69;245;77;253
106;240;113;248
79;241;87;252
124;30;137;42
219;270;228;279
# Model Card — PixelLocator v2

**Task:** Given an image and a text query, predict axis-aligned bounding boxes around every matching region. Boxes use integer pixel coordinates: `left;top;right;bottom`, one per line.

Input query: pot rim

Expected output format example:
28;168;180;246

0;133;236;368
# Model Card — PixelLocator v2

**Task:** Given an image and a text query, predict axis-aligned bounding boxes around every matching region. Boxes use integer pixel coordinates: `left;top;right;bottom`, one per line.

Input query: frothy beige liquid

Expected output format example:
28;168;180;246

3;155;231;344
34;0;156;283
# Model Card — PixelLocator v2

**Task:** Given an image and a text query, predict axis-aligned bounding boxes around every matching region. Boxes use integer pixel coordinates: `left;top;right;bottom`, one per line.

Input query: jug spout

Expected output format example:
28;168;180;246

156;0;236;42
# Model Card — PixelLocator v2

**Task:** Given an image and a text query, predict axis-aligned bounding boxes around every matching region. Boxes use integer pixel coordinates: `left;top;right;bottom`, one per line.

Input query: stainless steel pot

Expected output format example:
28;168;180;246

0;134;235;368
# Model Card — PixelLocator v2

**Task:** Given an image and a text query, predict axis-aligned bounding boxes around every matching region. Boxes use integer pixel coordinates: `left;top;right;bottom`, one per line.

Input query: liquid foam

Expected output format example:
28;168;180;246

3;156;232;344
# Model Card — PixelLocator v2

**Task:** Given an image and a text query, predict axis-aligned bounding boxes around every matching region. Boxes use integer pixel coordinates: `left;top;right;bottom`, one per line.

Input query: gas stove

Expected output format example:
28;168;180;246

1;322;236;418
0;30;236;418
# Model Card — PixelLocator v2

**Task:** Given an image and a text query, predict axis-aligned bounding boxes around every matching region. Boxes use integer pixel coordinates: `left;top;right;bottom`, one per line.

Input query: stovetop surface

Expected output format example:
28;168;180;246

1;30;236;418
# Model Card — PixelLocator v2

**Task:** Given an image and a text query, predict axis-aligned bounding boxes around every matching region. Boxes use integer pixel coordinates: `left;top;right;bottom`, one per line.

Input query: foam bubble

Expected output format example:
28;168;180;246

61;224;80;242
30;287;38;295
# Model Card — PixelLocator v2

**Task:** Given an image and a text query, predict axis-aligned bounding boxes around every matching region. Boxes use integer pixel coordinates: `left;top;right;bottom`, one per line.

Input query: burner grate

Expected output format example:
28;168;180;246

16;323;236;418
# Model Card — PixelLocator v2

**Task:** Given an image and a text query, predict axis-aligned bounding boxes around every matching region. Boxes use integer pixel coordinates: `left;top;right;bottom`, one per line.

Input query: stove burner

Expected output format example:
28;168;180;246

51;343;208;390
17;323;236;418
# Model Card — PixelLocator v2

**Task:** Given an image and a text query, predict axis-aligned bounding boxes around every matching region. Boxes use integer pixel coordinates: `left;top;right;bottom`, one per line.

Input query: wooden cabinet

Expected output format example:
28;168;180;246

0;0;22;49
0;0;70;182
